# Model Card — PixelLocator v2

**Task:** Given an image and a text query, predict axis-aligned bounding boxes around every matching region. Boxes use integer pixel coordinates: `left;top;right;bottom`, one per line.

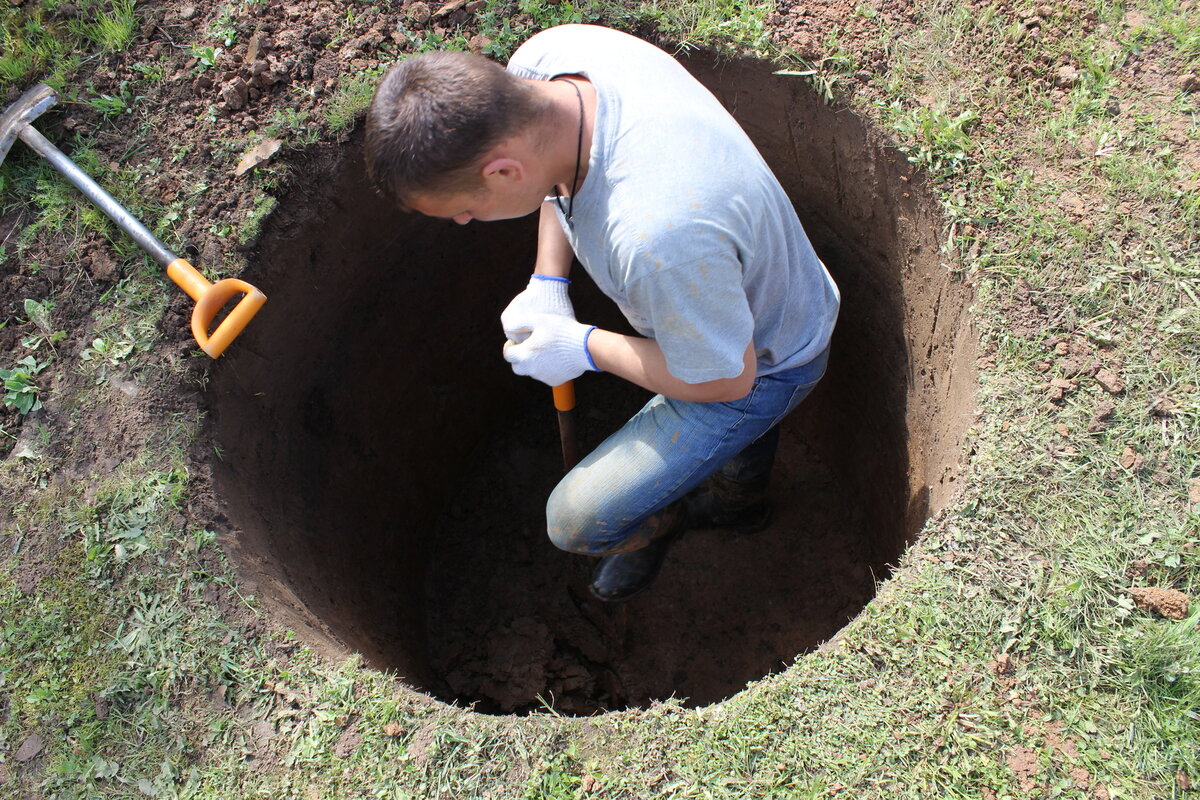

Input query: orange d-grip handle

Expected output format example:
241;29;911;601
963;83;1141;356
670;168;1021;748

552;381;575;412
167;258;267;358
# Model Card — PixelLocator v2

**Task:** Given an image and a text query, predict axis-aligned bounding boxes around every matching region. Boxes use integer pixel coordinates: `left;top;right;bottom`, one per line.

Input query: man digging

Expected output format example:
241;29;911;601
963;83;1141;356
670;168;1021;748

365;24;840;602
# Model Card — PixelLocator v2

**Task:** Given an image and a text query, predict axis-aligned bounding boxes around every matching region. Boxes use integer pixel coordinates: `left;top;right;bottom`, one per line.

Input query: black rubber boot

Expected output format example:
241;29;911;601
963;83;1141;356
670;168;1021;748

588;536;675;602
588;503;687;602
684;471;773;534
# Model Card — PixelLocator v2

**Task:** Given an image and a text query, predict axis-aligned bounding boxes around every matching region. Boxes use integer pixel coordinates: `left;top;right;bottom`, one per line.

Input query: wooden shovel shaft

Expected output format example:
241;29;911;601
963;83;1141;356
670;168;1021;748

552;382;578;472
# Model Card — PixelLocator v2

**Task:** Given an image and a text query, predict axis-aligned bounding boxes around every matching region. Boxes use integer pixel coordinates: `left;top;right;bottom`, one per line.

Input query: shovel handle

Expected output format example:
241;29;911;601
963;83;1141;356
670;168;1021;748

552;381;575;412
168;257;267;358
553;381;578;471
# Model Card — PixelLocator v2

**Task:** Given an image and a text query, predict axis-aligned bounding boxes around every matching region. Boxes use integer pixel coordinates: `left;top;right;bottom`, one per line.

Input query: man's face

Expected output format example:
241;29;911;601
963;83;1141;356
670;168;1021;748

409;183;541;225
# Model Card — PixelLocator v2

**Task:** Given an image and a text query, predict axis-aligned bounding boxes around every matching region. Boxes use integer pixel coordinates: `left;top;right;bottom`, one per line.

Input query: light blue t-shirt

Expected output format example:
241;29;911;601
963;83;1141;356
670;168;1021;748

508;25;840;383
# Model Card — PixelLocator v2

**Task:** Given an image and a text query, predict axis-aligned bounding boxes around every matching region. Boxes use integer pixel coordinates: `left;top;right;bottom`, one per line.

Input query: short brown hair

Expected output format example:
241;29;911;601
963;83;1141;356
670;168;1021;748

365;51;548;206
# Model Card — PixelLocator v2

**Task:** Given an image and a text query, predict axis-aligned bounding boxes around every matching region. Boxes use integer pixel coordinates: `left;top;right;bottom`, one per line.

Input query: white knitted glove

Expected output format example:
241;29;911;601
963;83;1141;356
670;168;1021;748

502;313;598;387
501;275;574;344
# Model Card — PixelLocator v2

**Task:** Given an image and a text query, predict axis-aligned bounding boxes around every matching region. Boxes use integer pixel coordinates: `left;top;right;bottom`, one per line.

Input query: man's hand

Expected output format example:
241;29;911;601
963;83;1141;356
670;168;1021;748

503;313;598;387
501;275;574;344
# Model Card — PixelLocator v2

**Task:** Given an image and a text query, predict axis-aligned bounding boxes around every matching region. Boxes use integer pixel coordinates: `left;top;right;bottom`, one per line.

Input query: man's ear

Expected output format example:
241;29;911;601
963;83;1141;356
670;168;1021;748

480;156;525;186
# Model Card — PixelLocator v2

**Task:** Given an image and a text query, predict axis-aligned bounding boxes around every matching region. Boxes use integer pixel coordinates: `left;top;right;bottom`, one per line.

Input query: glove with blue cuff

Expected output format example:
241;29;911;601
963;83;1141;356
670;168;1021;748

501;275;574;344
502;312;599;387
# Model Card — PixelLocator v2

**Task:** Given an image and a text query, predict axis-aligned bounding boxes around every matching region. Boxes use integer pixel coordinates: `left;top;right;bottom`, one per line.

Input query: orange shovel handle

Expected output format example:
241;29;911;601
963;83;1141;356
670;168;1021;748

552;381;578;472
552;381;576;412
167;257;267;358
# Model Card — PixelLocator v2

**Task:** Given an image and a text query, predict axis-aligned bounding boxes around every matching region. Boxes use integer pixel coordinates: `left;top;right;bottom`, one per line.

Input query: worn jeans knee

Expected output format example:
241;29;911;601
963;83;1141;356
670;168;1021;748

545;469;607;554
547;471;684;556
545;346;831;557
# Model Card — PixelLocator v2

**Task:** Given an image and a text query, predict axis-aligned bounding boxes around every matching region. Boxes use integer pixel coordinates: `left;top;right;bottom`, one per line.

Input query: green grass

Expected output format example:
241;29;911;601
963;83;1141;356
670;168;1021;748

1;0;1199;797
0;0;137;95
324;69;386;133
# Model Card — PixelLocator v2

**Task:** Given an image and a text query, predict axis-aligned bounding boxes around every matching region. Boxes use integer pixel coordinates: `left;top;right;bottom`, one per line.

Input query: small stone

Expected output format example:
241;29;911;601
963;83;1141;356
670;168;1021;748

15;733;44;763
382;722;403;737
179;5;197;20
1179;73;1200;93
467;33;492;54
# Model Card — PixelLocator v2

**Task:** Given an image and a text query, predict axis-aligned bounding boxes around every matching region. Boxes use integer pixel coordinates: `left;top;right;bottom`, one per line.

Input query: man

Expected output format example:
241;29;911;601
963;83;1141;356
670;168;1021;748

365;24;839;602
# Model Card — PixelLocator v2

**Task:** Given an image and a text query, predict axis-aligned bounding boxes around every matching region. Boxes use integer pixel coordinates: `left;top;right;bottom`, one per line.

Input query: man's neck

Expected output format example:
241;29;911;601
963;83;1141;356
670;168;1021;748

541;75;596;198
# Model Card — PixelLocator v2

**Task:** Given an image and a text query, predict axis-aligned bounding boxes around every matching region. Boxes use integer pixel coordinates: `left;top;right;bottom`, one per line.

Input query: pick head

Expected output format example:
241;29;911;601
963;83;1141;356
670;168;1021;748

0;83;58;165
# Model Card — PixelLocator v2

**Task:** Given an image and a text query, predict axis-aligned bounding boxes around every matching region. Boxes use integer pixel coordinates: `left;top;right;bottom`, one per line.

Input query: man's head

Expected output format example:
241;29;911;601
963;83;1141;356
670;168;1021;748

365;51;552;213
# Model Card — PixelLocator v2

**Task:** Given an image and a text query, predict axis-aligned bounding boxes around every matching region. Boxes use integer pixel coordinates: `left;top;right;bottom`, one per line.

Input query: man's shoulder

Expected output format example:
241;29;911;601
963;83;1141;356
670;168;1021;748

516;24;639;51
509;25;664;72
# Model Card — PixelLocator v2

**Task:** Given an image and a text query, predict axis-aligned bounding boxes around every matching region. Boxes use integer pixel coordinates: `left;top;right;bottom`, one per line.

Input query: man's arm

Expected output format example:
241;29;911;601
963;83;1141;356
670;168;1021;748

533;201;574;278
500;203;577;342
588;331;755;402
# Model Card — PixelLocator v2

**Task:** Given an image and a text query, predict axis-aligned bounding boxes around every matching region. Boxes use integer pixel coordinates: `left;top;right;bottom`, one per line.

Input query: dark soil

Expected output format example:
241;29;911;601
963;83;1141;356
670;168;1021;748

425;394;874;714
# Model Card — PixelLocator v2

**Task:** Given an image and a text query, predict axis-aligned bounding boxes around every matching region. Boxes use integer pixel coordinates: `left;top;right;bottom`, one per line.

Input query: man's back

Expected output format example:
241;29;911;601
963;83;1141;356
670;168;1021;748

507;25;839;381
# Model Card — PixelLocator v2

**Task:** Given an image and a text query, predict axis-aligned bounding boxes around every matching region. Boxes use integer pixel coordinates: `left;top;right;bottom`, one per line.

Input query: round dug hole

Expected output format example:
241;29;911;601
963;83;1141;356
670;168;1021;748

208;49;977;715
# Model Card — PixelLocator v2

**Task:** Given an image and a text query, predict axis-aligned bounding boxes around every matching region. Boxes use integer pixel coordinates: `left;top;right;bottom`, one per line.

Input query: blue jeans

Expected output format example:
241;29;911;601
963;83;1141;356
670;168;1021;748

546;347;829;555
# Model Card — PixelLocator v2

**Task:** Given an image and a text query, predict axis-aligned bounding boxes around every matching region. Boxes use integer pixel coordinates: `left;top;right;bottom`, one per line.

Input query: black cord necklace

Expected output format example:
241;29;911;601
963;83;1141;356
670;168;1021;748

550;76;584;223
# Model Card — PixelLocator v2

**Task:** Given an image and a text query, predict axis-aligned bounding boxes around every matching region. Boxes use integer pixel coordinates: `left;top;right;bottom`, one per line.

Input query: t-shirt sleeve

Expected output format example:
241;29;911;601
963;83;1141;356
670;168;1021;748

625;253;754;384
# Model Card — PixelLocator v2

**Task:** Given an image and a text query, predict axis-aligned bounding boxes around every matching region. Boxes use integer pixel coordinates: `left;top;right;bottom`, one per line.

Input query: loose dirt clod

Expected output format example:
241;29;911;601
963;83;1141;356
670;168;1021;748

1129;586;1190;620
1093;368;1125;394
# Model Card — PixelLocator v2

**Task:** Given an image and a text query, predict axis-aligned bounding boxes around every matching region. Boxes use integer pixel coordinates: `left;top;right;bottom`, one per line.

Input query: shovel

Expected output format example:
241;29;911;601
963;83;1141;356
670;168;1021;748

552;381;579;472
1;83;265;358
